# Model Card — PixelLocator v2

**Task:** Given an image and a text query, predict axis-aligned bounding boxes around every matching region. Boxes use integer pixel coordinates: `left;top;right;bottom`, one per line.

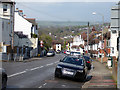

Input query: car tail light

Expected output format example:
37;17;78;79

87;61;90;63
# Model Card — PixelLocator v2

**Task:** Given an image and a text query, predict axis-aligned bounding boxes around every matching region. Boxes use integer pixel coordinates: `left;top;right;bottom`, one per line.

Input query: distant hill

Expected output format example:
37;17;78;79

37;21;90;27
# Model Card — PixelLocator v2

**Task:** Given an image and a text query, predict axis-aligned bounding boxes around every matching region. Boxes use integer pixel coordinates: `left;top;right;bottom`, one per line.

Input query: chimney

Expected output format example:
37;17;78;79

19;10;23;16
23;15;26;18
16;8;19;11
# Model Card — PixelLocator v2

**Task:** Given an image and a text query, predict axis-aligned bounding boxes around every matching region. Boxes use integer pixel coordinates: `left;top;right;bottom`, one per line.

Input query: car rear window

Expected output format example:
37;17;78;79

62;56;83;65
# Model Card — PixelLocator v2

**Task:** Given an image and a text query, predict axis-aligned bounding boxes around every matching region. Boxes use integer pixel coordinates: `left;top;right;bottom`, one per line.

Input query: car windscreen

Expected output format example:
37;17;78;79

83;56;90;61
76;52;80;54
62;57;83;65
71;52;80;54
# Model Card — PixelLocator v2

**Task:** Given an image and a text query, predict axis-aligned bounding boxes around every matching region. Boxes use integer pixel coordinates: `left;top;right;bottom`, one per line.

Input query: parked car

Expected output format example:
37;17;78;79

64;50;66;54
55;56;88;81
47;51;55;57
65;51;70;55
70;51;81;56
0;68;7;90
83;56;92;70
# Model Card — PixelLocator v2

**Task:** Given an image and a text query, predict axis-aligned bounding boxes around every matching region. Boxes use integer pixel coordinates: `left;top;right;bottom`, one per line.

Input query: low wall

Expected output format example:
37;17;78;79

0;53;8;60
112;59;117;82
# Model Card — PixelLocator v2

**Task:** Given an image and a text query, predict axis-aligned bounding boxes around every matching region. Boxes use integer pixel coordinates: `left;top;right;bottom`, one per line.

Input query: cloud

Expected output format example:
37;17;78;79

12;0;119;2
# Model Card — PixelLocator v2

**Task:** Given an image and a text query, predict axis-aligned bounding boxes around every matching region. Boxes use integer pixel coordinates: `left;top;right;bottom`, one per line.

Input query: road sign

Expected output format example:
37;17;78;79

40;41;43;44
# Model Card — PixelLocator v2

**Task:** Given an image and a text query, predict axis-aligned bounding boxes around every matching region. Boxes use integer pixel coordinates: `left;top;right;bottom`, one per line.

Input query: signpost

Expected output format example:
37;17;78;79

40;41;43;47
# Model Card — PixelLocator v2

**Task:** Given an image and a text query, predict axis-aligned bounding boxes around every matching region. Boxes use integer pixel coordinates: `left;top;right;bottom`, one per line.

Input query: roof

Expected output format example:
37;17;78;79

14;31;28;38
52;40;62;44
79;44;84;49
0;0;15;4
71;45;79;48
25;18;37;25
81;32;87;41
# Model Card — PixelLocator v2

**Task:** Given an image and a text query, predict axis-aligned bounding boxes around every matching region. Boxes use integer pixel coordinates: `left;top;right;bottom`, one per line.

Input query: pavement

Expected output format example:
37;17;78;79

82;59;117;89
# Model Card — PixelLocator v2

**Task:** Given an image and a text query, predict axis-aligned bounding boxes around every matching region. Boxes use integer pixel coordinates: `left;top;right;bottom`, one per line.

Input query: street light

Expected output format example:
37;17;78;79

92;12;104;63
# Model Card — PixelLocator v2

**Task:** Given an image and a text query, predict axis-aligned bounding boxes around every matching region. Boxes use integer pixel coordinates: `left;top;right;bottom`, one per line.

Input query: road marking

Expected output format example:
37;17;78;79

46;63;54;66
38;83;47;88
43;83;47;86
8;61;56;78
54;61;59;64
30;66;44;71
62;85;66;87
40;66;44;68
30;67;40;71
8;71;26;78
38;86;42;88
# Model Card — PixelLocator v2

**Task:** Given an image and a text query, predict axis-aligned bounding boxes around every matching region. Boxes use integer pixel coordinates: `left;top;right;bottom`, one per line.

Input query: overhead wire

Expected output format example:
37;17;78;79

16;2;70;21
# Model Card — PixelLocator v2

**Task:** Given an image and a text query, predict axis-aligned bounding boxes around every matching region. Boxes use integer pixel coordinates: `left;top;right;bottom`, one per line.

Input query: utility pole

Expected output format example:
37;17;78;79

101;15;104;64
87;22;89;55
11;1;15;60
118;2;120;88
118;36;120;89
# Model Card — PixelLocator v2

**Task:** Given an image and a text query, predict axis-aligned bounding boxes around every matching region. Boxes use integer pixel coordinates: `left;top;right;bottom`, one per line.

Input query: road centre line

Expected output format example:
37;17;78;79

38;83;47;88
30;66;44;71
30;67;41;71
8;71;26;78
46;63;54;66
38;86;42;88
8;62;56;78
43;83;47;86
54;61;59;63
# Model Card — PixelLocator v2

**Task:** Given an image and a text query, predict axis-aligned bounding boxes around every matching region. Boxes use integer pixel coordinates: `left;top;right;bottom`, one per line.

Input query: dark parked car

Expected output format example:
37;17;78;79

0;68;7;90
83;56;92;70
55;56;88;81
47;51;55;57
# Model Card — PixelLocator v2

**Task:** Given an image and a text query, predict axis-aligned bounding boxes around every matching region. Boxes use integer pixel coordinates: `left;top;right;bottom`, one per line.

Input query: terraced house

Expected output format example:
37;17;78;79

0;0;15;60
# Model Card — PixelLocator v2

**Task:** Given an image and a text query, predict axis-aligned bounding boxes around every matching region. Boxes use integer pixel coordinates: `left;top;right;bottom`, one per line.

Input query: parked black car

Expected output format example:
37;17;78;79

83;56;92;70
55;56;88;81
0;68;7;90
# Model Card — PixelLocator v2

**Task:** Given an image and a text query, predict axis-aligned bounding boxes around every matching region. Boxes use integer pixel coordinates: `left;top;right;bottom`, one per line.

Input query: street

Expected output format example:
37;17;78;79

2;54;117;89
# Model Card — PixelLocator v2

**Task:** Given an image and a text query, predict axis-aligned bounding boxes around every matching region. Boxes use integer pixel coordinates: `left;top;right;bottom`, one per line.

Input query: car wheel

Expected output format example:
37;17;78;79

88;67;91;70
80;73;87;82
55;71;62;78
2;77;7;90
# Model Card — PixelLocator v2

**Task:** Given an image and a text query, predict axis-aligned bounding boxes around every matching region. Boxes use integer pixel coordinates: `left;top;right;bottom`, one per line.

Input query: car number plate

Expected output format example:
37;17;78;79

62;69;74;75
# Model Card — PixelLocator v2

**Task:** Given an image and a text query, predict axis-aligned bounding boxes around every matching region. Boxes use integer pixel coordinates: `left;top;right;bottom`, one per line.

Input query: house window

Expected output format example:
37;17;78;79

107;40;110;47
3;4;7;12
2;21;4;31
112;47;114;54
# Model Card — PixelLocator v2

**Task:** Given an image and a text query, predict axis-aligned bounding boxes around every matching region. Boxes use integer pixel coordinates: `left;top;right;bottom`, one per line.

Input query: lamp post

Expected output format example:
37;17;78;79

92;12;104;63
87;22;90;56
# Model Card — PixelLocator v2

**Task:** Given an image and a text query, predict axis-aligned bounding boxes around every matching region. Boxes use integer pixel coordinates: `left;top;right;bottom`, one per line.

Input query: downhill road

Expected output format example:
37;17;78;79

2;54;116;89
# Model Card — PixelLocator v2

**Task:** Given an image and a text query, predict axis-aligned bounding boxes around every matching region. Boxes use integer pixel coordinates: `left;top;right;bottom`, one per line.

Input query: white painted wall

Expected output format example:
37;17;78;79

110;30;118;58
56;44;61;51
14;35;38;49
14;12;32;38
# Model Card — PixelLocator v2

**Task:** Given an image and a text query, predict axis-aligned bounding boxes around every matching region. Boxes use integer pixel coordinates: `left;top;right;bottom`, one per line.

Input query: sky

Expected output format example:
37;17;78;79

13;0;119;2
15;1;119;22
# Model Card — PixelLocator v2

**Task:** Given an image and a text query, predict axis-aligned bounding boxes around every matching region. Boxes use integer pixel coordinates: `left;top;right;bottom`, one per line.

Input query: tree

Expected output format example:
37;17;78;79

39;33;52;51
